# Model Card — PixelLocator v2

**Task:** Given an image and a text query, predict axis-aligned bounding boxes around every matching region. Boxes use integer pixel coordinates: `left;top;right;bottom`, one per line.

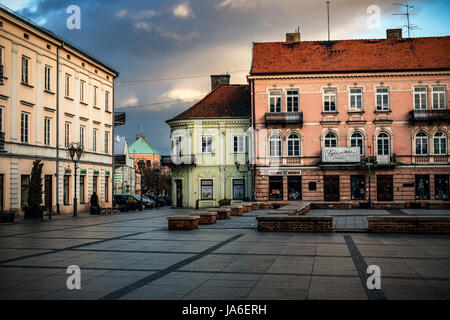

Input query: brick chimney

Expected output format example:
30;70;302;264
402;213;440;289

136;134;140;140
210;74;230;90
286;32;300;42
386;28;402;39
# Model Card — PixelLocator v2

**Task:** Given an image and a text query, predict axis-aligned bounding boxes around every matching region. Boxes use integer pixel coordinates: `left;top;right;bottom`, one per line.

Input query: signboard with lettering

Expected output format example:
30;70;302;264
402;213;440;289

114;172;122;183
322;147;360;163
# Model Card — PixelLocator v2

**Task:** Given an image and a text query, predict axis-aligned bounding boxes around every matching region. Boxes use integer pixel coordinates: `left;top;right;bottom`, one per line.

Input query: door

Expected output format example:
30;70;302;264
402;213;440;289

324;175;340;201
377;175;393;201
269;176;283;200
45;175;52;214
175;180;183;208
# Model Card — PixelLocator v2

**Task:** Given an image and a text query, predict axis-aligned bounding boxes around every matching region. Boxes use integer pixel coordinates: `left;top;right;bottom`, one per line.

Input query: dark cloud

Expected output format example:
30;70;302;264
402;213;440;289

15;0;446;154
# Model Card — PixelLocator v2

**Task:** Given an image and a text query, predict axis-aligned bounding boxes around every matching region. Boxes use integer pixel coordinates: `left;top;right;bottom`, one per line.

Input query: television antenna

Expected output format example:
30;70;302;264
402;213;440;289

393;3;421;38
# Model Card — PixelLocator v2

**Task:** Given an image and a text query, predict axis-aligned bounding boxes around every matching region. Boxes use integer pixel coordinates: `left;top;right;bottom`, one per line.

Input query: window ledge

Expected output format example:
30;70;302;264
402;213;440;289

64;96;74;101
93;106;101;110
321;111;338;115
105;110;112;113
21;82;34;88
80;101;88;106
374;109;391;114
348;110;364;114
44;89;55;95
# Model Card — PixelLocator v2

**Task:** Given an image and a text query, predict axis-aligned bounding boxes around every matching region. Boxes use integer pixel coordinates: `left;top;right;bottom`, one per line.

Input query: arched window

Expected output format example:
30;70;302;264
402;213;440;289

377;132;390;156
324;132;337;148
350;132;364;155
434;131;447;155
287;134;300;156
415;131;428;155
269;134;282;157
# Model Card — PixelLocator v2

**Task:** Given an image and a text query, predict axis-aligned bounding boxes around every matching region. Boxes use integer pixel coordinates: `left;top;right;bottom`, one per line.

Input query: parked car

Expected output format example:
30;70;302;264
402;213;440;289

141;195;156;208
114;194;139;212
147;195;166;207
131;194;154;209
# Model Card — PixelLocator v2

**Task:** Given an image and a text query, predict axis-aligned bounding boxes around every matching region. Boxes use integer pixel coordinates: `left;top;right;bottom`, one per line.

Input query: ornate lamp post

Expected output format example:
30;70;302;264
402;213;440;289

67;142;84;217
137;160;145;211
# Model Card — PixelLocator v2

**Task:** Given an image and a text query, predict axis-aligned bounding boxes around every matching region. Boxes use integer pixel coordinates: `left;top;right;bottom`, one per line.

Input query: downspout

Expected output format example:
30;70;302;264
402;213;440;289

112;77;115;205
55;43;62;215
251;78;256;201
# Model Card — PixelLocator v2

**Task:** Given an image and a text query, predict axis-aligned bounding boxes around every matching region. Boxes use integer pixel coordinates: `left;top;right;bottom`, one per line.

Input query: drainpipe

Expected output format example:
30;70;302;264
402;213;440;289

55;44;62;216
251;78;256;201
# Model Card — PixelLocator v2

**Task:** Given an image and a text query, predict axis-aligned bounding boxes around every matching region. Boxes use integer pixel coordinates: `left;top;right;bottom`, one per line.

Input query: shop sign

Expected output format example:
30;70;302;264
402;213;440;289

322;147;360;163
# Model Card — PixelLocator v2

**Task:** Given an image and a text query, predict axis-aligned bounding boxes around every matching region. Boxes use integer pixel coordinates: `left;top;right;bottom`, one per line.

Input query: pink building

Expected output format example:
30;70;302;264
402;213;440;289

249;30;450;207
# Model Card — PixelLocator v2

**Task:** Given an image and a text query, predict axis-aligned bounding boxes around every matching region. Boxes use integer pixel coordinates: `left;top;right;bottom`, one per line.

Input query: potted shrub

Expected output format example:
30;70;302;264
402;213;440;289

24;160;44;219
218;198;231;207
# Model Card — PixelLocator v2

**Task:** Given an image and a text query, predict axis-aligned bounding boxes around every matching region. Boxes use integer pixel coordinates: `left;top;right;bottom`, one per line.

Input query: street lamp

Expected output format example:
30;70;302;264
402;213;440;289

67;142;84;217
137;160;145;211
155;168;161;208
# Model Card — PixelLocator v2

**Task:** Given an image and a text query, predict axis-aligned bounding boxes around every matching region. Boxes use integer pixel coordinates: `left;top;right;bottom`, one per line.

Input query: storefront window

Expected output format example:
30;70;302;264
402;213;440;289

93;176;98;195
269;176;283;200
201;180;213;200
63;175;70;205
415;175;430;200
80;176;85;204
351;175;366;200
21;175;30;209
0;175;3;211
233;179;244;200
435;175;449;200
104;176;109;202
288;176;302;200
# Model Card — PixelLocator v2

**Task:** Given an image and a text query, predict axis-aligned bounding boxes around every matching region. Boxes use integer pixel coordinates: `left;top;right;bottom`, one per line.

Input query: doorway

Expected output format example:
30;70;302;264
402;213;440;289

175;180;183;207
45;175;52;214
377;175;393;201
324;175;340;201
269;176;283;200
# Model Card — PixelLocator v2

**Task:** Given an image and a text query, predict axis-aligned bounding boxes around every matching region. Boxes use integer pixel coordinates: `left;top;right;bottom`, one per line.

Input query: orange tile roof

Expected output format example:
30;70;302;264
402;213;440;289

168;85;250;121
251;36;450;75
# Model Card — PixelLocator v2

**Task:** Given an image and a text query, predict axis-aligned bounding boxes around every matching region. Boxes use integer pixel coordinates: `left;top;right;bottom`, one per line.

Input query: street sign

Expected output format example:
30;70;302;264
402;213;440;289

114;172;122;183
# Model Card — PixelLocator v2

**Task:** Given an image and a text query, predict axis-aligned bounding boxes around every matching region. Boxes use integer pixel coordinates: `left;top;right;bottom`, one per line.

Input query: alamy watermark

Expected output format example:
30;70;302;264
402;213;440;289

66;265;81;290
367;265;381;289
66;5;81;30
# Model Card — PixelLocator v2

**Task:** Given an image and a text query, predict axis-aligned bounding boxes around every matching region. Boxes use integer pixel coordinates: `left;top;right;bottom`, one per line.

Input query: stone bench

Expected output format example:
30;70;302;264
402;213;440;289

167;216;199;230
269;202;311;216
223;205;243;216
372;201;406;210
216;207;231;220
190;211;216;225
368;216;450;234
311;201;352;209
241;202;253;213
257;215;332;232
258;202;273;210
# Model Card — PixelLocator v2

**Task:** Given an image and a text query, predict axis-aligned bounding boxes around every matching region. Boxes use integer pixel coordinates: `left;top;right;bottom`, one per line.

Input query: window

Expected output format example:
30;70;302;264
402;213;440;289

79;176;85;204
21;56;29;84
44;117;51;146
233;136;244;153
269;176;283;200
269;90;281;112
93;86;98;106
63;175;70;205
324;132;337;148
288;176;302;200
93;176;98;194
65;122;70;148
79;125;85;149
65;74;71;97
375;87;389;111
201;136;213;153
201;180;213;200
0;107;3;132
415;131;428;155
93;128;98;152
146;160;151;167
105;91;109;111
414;87;427;110
269;134;282;157
233;179;245;200
0;46;4;85
433;131;447;155
415;175;430;200
80;80;85;102
104;131;110;153
20;112;29;143
287;134;300;156
44;65;51;91
21;175;30;209
323;88;336;112
175;136;182;156
377;132;390;155
435;175;449;200
351;175;365;200
349;88;363;111
287;90;299;112
432;86;446;109
350;132;364;155
104;176;109;202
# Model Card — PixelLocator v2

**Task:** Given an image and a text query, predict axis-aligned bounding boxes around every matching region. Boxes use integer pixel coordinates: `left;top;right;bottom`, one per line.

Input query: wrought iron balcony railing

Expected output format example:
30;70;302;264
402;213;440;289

114;112;126;127
160;154;196;166
409;109;450;123
265;112;303;125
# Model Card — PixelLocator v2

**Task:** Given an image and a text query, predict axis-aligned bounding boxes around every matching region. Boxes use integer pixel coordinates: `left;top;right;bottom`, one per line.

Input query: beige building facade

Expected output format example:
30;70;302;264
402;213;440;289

0;7;119;215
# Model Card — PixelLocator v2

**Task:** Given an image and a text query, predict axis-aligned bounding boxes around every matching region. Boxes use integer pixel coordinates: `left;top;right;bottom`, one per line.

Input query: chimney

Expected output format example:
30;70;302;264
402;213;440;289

136;134;140;140
386;28;402;39
286;32;300;42
210;74;230;90
143;136;147;141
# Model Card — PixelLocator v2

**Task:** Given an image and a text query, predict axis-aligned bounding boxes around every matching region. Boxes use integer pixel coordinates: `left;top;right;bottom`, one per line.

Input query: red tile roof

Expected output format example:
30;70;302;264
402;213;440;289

251;36;450;75
168;85;250;121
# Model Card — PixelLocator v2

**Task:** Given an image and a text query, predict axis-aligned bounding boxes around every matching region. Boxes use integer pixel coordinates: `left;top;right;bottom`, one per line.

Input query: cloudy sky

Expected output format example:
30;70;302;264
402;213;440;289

2;0;450;154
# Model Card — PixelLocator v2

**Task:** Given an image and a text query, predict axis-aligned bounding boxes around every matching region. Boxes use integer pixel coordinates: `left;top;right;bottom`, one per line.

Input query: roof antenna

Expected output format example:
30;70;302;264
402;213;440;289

326;1;330;41
393;3;421;38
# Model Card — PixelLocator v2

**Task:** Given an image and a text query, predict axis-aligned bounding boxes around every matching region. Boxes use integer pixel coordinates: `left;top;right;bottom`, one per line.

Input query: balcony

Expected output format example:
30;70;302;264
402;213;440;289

409;109;450;123
0;65;4;85
413;155;449;164
376;154;396;166
114;112;126;127
265;112;303;125
263;157;302;166
160;154;196;167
